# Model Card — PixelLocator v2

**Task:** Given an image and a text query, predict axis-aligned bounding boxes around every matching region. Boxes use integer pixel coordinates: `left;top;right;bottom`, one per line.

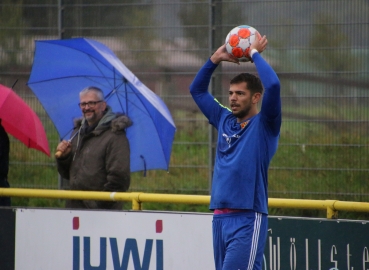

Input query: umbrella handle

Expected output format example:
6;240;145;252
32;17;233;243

55;130;80;158
55;150;63;158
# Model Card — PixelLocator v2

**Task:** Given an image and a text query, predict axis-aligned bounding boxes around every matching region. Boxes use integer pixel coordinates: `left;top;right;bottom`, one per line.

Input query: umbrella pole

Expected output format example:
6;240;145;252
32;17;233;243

140;155;147;177
11;79;18;89
124;79;128;116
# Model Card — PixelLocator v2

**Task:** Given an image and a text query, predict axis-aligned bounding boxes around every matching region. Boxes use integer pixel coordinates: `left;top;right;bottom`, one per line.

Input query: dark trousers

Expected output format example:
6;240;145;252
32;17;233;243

0;177;11;206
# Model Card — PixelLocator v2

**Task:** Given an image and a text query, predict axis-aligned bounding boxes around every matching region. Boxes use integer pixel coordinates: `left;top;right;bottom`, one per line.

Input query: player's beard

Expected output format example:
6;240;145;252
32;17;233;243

232;103;252;119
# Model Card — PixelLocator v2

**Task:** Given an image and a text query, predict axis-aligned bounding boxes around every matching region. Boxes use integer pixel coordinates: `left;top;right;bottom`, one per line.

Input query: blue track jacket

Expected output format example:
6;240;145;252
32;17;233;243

189;52;281;214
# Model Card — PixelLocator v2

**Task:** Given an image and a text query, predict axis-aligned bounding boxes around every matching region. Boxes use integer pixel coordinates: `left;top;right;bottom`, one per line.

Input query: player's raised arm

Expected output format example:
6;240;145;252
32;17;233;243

251;33;281;130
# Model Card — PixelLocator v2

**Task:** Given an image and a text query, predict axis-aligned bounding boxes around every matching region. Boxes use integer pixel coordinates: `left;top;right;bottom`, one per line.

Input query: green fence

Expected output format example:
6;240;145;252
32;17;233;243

0;0;368;202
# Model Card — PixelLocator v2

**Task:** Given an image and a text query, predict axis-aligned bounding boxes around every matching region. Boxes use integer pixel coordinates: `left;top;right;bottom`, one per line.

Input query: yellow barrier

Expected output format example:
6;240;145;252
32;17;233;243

1;188;369;219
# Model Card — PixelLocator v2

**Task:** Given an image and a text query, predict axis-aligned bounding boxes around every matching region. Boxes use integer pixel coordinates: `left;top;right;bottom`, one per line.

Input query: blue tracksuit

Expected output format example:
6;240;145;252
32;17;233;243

190;52;281;213
189;52;281;269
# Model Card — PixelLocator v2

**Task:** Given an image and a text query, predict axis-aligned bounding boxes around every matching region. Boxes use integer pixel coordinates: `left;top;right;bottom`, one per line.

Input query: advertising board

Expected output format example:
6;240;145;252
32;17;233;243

4;208;369;269
14;209;214;270
265;217;369;269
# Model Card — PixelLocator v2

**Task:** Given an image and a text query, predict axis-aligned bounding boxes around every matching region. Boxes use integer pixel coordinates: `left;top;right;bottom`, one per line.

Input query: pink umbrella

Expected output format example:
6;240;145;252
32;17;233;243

0;84;50;156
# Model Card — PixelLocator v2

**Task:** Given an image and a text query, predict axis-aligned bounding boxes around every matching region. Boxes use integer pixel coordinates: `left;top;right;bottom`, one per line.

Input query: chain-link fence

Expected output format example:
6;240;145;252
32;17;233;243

0;0;368;201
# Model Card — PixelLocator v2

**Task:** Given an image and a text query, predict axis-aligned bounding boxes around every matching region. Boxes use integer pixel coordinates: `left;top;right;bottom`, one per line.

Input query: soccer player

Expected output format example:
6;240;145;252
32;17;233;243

189;34;281;269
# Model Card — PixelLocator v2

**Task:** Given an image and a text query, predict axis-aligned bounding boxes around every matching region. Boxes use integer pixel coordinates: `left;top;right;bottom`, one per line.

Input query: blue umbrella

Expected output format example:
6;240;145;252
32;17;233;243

27;38;176;173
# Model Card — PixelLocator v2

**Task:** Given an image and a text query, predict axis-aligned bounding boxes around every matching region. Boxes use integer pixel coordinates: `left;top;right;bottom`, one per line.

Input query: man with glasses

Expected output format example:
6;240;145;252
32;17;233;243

56;86;132;209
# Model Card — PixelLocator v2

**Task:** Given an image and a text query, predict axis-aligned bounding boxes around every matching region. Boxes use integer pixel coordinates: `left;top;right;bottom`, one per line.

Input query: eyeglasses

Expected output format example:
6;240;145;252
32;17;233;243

78;100;103;108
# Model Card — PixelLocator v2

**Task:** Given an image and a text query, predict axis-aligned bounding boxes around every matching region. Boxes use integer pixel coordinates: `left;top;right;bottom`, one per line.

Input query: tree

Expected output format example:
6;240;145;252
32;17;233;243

0;0;24;69
178;0;245;59
61;0;157;64
307;14;352;73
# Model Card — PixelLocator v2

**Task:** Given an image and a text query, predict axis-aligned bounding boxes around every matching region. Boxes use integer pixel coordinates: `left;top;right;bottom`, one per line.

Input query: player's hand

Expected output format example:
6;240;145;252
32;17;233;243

55;140;72;158
210;44;240;65
250;32;267;54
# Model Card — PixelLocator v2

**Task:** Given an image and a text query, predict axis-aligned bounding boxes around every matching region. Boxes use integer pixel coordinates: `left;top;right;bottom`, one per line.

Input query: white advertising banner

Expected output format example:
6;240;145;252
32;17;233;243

14;208;214;270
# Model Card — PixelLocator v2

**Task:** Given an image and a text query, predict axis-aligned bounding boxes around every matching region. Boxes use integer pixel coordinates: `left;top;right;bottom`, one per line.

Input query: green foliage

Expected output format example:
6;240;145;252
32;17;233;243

309;15;349;71
0;0;24;68
58;0;157;64
178;0;209;50
178;0;246;55
302;14;357;73
12;197;65;208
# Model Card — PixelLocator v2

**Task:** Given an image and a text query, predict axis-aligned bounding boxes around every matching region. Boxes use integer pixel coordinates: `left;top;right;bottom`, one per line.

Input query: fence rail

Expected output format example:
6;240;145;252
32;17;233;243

2;188;369;219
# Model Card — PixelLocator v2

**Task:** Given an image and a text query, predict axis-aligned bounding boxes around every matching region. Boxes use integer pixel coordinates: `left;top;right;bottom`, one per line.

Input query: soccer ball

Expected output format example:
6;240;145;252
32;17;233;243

225;25;260;62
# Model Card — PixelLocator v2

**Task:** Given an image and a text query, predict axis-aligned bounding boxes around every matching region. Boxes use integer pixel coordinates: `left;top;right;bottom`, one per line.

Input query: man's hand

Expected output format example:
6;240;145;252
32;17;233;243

55;140;72;158
210;44;240;65
250;32;268;54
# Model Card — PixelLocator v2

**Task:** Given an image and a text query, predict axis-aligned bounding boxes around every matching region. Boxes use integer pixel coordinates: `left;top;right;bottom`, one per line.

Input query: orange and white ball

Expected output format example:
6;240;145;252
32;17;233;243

225;25;260;62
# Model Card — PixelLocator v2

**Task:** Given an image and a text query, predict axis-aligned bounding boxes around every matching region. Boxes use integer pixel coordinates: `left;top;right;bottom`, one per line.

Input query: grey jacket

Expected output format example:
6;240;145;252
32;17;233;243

57;106;132;209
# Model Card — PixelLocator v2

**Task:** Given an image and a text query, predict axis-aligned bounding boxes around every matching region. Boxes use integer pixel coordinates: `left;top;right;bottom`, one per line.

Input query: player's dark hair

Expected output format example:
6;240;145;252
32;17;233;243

230;73;263;95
